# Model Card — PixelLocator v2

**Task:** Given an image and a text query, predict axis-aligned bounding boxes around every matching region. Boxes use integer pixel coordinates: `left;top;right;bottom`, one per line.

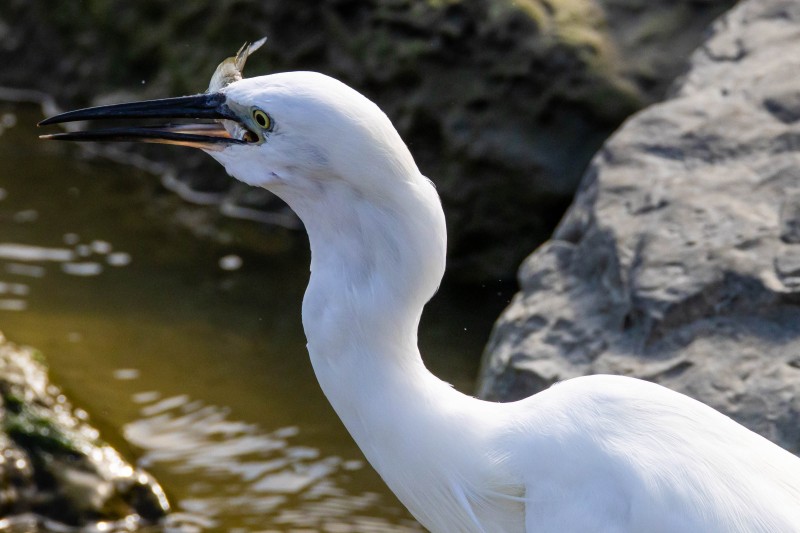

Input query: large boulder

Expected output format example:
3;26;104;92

478;0;800;454
0;333;169;530
0;0;732;281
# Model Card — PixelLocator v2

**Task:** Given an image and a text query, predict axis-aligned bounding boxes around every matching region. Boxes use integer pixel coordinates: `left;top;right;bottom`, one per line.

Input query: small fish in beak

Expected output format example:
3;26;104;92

207;37;266;93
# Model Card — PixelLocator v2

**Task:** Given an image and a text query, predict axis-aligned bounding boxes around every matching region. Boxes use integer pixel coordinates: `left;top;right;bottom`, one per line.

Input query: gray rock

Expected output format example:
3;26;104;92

0;0;733;281
0;333;169;530
478;0;800;454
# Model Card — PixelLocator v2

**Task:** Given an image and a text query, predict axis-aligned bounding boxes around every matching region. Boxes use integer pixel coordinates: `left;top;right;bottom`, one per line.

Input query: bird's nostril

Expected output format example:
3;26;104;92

243;131;258;143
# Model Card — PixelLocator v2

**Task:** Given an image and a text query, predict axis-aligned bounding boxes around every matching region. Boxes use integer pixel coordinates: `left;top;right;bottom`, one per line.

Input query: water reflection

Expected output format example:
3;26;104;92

124;391;420;531
0;238;132;311
0;101;511;531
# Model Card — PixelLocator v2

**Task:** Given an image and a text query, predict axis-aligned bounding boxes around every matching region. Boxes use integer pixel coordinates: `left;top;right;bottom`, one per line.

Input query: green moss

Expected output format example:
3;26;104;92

425;0;462;7
4;405;82;457
28;349;47;365
2;391;25;414
580;81;643;121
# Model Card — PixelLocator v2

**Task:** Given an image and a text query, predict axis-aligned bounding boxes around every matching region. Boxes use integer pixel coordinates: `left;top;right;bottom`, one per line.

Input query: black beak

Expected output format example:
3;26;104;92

38;93;253;150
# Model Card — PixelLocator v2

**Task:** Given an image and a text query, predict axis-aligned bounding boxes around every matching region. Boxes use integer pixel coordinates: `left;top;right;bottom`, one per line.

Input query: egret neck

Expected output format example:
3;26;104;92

278;162;520;532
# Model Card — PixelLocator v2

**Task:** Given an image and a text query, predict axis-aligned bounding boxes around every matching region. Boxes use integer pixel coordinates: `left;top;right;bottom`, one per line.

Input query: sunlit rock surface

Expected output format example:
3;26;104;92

0;0;732;280
0;333;169;531
479;0;800;454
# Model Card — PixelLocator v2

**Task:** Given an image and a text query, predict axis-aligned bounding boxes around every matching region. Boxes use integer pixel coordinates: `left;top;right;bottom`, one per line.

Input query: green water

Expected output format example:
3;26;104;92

0;102;513;531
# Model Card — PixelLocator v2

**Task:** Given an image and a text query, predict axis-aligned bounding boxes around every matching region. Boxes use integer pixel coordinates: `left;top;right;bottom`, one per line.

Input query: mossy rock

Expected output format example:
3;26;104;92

0;332;169;530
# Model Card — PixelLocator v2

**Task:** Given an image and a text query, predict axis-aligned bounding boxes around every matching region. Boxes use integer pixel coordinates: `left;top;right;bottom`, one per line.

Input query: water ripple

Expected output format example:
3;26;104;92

124;392;421;531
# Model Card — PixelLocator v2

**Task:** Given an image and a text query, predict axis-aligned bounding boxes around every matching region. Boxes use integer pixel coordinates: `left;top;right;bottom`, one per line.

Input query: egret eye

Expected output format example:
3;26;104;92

252;109;272;130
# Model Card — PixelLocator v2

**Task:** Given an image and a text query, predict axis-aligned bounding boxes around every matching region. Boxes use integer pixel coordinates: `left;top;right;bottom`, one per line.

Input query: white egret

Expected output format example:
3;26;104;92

39;46;800;532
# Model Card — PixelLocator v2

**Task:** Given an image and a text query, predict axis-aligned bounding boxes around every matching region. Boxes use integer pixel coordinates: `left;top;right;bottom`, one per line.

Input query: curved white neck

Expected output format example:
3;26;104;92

294;173;447;370
272;171;524;532
290;175;453;438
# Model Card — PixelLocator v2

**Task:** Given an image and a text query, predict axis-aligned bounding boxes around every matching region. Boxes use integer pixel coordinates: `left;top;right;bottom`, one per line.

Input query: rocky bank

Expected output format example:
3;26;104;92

0;333;169;531
479;0;800;454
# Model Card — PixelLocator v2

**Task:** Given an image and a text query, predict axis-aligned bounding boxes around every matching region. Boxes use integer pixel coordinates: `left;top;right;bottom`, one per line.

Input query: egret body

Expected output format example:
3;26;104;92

40;54;800;532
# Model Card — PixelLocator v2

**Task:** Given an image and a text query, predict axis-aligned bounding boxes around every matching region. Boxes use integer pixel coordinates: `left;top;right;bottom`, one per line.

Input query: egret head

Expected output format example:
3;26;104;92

39;43;447;300
39;51;420;218
208;72;419;206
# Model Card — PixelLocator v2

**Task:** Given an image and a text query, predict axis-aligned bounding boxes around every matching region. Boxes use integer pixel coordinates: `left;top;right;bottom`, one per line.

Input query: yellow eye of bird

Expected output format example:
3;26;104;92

252;109;271;130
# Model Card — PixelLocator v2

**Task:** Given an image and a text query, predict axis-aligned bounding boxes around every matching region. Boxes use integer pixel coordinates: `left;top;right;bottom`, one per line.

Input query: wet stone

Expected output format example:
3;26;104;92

0;332;169;531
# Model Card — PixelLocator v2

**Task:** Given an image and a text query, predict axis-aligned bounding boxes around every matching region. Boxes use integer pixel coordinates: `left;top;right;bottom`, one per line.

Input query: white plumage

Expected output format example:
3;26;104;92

41;69;800;532
210;72;800;532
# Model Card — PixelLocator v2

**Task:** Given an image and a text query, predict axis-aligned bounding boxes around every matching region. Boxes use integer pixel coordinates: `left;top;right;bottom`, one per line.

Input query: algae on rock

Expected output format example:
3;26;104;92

0;332;169;531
